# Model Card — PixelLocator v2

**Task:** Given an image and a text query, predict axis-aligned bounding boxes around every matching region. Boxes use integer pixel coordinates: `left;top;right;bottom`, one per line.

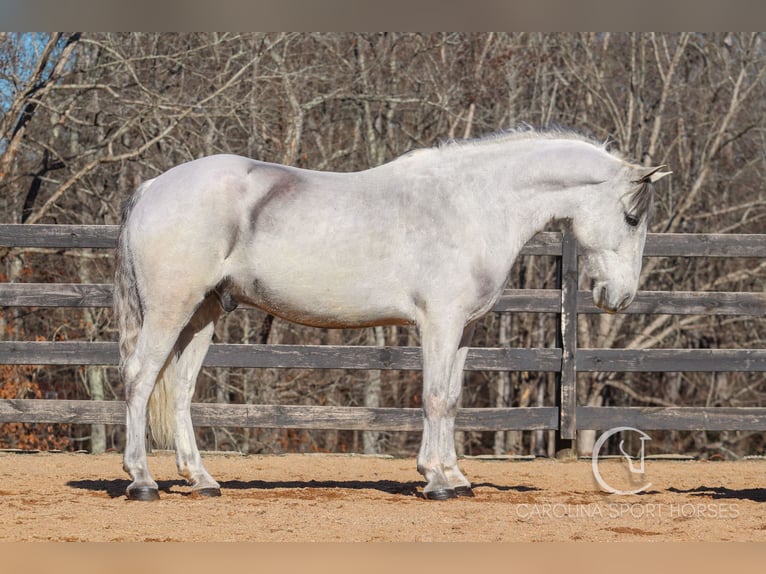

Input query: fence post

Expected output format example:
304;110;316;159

555;225;578;458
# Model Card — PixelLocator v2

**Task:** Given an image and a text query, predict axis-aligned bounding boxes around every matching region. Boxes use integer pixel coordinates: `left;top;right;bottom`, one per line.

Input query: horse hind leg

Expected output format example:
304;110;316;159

170;295;223;497
123;284;219;501
122;313;190;501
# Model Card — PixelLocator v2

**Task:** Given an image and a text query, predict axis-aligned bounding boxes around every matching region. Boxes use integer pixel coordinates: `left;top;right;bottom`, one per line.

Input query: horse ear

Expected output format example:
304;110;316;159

636;165;672;184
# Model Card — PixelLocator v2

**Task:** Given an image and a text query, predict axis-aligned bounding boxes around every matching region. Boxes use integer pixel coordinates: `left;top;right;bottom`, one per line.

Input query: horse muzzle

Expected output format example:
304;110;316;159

593;283;634;314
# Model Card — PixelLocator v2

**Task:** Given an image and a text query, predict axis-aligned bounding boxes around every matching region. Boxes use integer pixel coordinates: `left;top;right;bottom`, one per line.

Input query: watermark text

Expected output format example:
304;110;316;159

515;502;739;521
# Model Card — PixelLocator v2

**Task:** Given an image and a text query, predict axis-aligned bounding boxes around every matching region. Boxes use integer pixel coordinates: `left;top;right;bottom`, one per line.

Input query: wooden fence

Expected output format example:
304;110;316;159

1;224;765;448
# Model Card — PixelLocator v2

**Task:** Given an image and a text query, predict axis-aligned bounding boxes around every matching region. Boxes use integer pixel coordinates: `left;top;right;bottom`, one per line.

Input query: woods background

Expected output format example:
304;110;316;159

0;32;764;458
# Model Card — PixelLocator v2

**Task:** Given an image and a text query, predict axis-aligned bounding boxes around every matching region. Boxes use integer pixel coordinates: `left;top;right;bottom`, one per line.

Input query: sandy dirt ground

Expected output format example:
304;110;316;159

0;451;764;542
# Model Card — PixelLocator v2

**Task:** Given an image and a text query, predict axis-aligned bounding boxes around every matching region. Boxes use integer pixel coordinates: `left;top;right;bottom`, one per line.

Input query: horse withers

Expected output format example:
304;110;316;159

114;129;670;501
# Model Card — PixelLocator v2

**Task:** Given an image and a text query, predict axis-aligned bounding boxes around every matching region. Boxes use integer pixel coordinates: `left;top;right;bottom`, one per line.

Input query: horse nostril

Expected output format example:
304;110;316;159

618;295;631;311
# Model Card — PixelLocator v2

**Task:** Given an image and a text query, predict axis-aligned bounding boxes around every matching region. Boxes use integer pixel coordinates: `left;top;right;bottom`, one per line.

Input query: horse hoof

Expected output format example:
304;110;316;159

127;486;160;501
424;488;457;501
191;487;222;498
454;486;475;497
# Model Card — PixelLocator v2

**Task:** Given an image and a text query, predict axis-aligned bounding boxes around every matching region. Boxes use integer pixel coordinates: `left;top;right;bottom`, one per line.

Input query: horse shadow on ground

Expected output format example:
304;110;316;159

667;486;766;503
66;478;539;500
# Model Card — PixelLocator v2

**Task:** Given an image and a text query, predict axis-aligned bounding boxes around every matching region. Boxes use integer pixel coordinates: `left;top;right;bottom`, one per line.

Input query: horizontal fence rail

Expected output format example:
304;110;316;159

2;342;765;372
4;224;764;256
0;400;560;431
1;224;765;442
3;284;765;316
0;341;564;371
4;400;766;432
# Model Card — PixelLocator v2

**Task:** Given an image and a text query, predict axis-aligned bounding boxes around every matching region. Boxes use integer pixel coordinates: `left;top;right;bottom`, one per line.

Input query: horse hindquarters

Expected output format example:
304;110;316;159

117;189;227;500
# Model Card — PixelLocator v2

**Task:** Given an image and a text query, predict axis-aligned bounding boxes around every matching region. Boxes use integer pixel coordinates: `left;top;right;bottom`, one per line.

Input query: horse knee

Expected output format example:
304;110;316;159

121;358;146;401
121;352;140;381
423;393;460;420
122;354;162;404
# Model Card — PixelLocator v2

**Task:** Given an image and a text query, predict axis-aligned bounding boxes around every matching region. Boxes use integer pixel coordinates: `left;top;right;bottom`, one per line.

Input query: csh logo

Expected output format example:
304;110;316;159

591;426;652;495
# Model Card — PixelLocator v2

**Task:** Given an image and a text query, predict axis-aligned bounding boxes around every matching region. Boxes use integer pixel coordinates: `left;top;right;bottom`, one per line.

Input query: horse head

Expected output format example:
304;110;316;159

573;164;671;313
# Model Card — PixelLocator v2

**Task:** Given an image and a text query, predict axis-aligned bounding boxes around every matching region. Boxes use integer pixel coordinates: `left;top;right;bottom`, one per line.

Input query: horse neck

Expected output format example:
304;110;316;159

456;139;622;254
500;187;582;257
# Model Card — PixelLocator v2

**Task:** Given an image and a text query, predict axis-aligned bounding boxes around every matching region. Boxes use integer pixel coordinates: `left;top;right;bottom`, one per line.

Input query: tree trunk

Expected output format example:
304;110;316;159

80;252;106;454
494;313;513;455
363;326;385;454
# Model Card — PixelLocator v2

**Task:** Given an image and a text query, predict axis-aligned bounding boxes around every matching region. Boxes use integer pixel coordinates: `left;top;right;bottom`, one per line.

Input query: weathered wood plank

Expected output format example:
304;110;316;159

577;406;766;431
3;284;764;317
0;224;119;248
6;342;766;372
0;399;559;430
0;283;114;307
577;290;766;316
7;402;766;432
190;404;559;431
5;401;766;432
0;341;119;365
644;233;766;257
0;399;125;424
495;289;561;312
206;344;428;370
2;284;763;318
518;231;562;255
0;341;562;371
0;283;564;313
0;224;564;255
2;225;763;257
456;406;559;431
557;227;578;441
208;344;563;371
577;348;766;372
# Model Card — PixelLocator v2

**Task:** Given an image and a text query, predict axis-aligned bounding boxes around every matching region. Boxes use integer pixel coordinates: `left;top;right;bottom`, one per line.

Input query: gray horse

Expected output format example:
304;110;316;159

114;129;670;501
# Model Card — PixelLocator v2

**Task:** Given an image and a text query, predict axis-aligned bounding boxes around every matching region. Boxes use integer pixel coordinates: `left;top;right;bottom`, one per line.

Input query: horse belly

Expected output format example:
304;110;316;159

230;247;414;328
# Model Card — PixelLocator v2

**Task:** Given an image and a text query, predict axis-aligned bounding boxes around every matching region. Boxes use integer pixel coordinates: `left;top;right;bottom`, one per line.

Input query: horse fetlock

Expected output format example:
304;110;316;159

190;474;221;491
444;465;471;490
419;463;454;497
178;463;219;490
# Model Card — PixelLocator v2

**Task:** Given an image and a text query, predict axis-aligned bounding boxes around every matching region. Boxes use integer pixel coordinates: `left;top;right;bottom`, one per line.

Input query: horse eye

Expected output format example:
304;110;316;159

624;213;640;227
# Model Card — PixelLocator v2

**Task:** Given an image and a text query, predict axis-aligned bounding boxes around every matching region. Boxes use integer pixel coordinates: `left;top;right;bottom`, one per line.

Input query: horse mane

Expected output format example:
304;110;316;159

401;127;653;220
395;126;622;166
445;127;659;210
438;126;615;155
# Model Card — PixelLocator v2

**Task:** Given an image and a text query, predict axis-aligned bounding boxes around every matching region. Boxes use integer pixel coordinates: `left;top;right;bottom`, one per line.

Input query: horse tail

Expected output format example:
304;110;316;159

148;366;175;450
114;178;175;449
115;180;150;376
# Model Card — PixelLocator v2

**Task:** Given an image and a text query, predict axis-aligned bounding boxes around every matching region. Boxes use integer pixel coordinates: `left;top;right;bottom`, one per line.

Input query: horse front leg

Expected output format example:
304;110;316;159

441;322;476;497
417;318;466;500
